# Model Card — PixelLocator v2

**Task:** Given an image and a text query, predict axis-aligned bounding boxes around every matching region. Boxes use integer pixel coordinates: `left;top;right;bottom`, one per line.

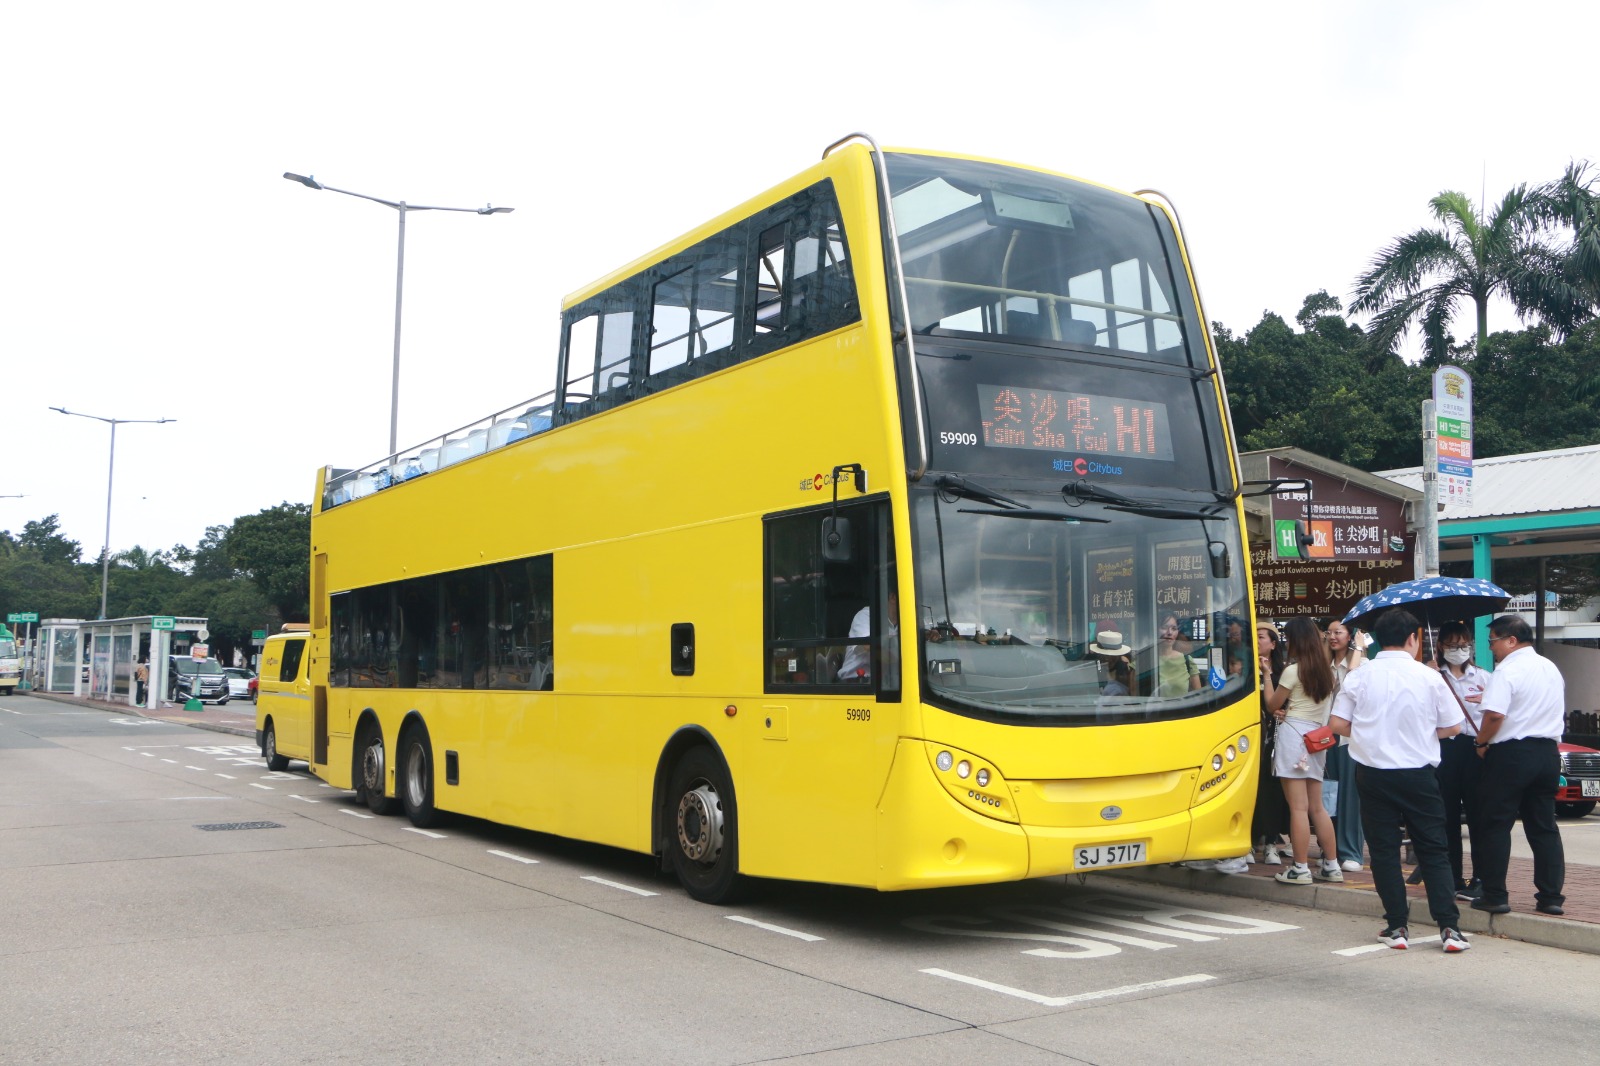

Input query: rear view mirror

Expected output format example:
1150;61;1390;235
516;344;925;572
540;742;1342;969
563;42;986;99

1208;539;1231;579
821;516;853;563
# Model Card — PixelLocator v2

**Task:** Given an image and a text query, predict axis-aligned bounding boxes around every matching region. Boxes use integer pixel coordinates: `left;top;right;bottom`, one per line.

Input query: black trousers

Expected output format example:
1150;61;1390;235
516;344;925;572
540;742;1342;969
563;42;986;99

1477;738;1565;907
1435;733;1483;887
1356;764;1460;930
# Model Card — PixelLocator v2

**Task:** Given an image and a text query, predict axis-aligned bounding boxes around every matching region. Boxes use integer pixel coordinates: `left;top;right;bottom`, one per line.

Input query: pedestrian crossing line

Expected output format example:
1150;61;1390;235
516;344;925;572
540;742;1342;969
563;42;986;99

922;969;1214;1007
1333;934;1441;956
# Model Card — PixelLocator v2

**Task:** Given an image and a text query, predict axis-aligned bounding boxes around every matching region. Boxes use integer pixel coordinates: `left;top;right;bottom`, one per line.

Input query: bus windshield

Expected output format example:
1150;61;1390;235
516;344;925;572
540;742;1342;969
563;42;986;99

888;153;1200;367
913;485;1251;722
0;639;16;659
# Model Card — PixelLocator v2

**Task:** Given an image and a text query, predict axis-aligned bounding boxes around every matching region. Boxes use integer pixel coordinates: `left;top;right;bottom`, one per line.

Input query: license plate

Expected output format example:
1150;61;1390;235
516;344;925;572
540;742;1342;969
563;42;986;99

1072;841;1146;870
1582;779;1600;798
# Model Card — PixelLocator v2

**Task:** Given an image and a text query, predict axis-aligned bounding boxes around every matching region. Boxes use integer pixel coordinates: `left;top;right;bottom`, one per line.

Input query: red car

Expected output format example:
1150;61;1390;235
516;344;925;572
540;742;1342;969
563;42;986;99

1558;742;1600;818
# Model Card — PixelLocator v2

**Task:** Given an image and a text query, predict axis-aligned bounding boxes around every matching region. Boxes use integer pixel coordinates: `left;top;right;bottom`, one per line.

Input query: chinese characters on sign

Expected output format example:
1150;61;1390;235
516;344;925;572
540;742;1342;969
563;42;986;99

977;384;1175;461
1268;456;1411;561
1087;547;1137;632
1250;544;1412;620
1433;365;1473;507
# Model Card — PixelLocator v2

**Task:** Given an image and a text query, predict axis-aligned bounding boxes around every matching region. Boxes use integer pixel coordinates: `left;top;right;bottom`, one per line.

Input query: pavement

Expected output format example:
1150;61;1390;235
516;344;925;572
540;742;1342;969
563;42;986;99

23;688;1600;956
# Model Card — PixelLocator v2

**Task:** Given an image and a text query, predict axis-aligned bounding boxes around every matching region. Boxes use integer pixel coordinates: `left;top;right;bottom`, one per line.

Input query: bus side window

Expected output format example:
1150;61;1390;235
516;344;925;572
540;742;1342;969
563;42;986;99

562;314;600;407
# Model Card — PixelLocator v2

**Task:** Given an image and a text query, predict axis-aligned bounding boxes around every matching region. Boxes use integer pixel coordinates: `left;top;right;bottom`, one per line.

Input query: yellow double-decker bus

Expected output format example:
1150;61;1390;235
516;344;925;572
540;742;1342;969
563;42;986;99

292;135;1264;902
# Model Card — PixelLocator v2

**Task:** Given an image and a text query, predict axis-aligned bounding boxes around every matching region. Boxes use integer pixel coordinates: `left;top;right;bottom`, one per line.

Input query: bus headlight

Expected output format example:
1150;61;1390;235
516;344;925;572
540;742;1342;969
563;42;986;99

956;760;971;779
1212;755;1224;771
936;750;954;771
976;768;990;787
1238;735;1250;754
1225;746;1237;762
924;741;1016;823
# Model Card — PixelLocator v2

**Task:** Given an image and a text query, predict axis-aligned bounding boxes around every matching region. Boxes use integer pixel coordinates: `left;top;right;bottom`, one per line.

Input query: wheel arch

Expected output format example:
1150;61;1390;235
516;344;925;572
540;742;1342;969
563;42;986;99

352;707;383;786
651;726;736;866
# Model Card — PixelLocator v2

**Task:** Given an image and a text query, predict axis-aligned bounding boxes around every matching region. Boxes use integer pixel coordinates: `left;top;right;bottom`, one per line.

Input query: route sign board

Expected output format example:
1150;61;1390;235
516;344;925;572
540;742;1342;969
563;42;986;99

152;616;175;631
7;612;38;623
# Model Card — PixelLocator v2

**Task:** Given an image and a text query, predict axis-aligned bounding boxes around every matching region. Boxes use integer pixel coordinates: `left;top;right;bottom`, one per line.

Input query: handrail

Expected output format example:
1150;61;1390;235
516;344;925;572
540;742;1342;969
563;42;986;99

824;132;929;481
902;276;1185;323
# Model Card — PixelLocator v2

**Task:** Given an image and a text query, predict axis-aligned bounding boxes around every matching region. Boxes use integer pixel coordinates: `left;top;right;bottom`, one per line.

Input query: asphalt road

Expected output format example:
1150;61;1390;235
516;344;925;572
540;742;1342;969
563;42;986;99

2;693;1593;1065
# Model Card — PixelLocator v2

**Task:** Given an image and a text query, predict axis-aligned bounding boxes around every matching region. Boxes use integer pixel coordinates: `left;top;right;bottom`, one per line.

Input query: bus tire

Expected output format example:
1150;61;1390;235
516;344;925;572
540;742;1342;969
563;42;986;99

400;722;442;828
262;719;290;772
664;747;749;904
358;721;396;815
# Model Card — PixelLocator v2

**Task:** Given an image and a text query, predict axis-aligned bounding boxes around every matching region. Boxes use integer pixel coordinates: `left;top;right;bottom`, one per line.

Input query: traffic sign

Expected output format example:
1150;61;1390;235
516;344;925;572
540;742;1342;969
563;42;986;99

7;611;38;623
152;616;175;631
251;629;268;640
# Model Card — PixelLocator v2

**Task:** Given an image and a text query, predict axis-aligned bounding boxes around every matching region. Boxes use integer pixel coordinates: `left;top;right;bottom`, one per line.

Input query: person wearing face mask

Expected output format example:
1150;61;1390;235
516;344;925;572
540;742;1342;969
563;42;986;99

1435;620;1490;901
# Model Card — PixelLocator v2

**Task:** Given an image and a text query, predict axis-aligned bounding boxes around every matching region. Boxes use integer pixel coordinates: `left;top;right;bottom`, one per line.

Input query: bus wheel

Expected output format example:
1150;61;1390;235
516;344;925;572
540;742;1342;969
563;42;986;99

359;723;395;815
400;723;441;828
262;719;290;772
1556;800;1596;819
665;748;748;904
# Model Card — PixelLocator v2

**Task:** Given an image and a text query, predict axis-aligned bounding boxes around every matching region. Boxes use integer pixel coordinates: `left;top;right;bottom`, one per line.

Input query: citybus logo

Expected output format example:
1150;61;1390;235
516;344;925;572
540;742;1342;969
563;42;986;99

799;471;852;491
1060;458;1124;476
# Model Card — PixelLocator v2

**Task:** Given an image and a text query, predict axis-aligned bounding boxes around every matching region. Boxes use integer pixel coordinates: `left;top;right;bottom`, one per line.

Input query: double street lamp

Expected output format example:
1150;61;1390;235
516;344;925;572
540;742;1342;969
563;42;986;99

281;172;514;458
49;407;174;619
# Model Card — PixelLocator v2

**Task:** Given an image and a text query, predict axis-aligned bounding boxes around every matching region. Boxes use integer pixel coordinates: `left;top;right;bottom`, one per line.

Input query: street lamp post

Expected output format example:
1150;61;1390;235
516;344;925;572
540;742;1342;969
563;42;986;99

281;172;513;458
49;407;174;619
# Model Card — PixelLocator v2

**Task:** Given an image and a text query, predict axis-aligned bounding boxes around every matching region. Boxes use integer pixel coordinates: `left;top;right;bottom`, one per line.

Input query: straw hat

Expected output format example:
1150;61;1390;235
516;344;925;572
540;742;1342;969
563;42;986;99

1089;630;1132;657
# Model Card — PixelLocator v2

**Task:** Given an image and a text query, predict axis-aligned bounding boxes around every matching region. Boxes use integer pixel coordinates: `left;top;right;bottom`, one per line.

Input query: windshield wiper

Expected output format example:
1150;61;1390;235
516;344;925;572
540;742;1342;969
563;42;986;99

1103;503;1227;521
957;507;1109;523
937;474;1028;510
1061;478;1140;507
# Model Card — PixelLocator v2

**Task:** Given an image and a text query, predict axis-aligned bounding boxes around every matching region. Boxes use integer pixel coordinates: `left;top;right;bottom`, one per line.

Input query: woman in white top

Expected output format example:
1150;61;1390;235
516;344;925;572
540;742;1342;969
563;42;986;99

1263;617;1341;884
1435;619;1489;897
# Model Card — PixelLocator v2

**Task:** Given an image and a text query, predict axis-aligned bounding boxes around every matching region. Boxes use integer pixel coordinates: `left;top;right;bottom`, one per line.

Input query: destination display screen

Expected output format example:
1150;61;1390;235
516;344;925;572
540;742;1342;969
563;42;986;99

976;384;1174;462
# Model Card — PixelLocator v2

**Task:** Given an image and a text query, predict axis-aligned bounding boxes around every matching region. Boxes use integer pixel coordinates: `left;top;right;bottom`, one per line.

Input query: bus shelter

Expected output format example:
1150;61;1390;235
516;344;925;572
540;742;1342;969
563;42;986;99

73;615;210;710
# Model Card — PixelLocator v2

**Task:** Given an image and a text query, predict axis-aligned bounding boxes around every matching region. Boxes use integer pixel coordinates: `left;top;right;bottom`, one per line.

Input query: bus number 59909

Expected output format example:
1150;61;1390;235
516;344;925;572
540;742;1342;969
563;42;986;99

939;431;978;446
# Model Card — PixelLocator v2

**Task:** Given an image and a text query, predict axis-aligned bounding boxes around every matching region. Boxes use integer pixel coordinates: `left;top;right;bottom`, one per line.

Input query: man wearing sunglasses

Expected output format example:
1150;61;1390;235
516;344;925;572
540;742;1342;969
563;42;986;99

1472;615;1567;917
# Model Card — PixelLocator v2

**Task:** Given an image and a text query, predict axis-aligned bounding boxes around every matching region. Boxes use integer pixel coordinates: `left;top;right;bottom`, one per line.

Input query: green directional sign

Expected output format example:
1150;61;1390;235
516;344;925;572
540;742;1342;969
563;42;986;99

152;616;175;631
251;629;268;640
1437;416;1471;439
7;612;38;623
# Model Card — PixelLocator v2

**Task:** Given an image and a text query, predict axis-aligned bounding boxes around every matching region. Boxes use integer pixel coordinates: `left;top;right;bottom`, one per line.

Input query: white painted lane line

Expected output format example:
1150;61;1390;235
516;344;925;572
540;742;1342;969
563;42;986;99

289;795;319;804
726;915;824;942
1334;934;1441;956
160;758;177;763
250;783;274;791
581;875;658;897
403;827;447;839
141;752;155;757
339;809;375;820
488;849;539;864
215;773;235;779
921;970;1213;1007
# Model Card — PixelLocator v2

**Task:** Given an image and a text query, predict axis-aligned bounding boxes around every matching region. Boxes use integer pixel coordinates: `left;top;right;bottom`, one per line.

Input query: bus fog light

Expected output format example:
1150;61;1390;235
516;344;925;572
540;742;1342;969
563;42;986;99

1212;755;1224;771
936;751;953;772
1225;746;1237;761
957;760;971;779
975;768;990;787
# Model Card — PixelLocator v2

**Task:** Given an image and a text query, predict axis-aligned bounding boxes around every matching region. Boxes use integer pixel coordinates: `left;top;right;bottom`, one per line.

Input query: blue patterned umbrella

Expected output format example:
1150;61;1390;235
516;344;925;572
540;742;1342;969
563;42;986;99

1341;575;1511;631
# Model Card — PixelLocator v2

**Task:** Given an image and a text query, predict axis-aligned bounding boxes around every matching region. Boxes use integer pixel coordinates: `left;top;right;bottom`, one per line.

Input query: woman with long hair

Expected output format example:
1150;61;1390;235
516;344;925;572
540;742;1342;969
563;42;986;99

1250;623;1290;864
1324;620;1366;872
1155;614;1202;697
1263;617;1341;884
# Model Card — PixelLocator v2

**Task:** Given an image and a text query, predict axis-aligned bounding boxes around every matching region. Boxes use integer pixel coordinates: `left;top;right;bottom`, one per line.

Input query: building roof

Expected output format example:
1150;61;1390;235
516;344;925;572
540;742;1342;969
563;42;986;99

1380;442;1600;521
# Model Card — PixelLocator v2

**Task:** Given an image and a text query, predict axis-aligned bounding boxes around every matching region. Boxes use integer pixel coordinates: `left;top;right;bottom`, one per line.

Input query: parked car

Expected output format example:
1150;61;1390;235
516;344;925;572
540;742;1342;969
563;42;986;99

1557;742;1600;818
168;655;230;704
256;630;311;770
222;667;254;701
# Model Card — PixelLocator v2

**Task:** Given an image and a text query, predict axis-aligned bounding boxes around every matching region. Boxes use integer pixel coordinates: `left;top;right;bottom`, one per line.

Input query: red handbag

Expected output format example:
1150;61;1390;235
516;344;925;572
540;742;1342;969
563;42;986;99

1303;725;1337;752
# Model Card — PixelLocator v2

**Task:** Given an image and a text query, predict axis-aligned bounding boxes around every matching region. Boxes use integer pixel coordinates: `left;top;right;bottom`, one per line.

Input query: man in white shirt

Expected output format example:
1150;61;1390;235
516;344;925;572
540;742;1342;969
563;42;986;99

1329;607;1469;952
837;589;898;683
1470;614;1567;916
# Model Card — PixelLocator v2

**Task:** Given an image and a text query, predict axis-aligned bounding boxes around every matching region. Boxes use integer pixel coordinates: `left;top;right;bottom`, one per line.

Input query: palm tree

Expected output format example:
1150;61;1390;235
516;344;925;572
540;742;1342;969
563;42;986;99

1519;161;1600;337
1350;187;1539;360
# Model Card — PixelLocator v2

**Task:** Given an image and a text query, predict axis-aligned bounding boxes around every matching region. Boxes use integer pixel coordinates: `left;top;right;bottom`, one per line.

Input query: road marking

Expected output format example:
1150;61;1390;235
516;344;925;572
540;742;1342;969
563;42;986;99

488;849;540;864
403;827;447;839
922;969;1214;1007
1334;934;1441;956
250;783;274;790
339;809;375;820
215;773;235;779
141;752;155;757
161;758;177;763
289;795;319;804
581;875;658;897
185;766;206;771
726;915;824;941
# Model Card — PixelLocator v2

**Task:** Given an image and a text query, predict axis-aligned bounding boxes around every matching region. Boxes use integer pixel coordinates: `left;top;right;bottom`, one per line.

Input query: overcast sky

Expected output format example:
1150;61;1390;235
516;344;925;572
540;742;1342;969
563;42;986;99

6;0;1595;563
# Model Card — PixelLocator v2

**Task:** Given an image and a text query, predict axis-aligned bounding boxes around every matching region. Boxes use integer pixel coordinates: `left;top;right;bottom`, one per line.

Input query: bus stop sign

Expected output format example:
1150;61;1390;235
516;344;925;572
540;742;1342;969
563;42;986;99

152;616;175;631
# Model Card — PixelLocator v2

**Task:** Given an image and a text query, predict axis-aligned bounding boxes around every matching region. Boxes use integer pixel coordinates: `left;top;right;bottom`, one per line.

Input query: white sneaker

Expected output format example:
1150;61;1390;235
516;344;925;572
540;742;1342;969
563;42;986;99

1341;860;1363;873
1181;860;1218;871
1275;864;1313;885
1263;846;1282;865
1215;856;1250;875
1316;862;1344;883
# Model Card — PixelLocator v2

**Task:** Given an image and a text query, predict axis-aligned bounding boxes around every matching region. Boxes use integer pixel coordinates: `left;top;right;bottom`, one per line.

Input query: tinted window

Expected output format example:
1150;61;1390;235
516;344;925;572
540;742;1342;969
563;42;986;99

278;639;306;683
